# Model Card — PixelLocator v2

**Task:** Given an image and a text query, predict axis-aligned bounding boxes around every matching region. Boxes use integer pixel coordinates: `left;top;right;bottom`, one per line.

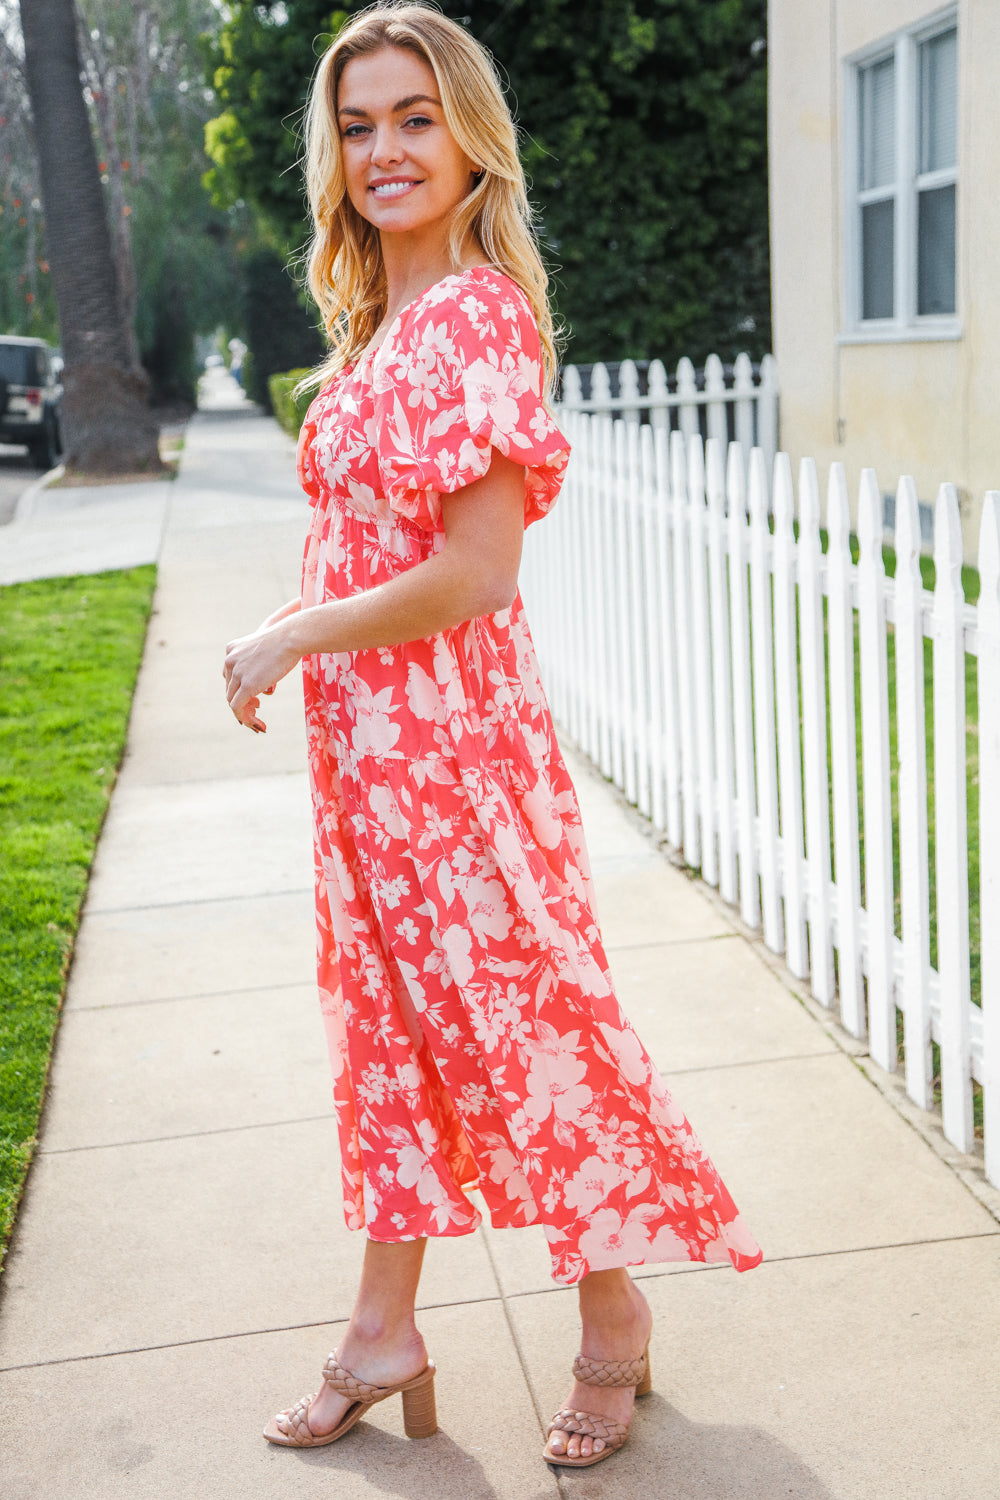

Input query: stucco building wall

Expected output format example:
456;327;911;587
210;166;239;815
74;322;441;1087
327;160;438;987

768;0;1000;557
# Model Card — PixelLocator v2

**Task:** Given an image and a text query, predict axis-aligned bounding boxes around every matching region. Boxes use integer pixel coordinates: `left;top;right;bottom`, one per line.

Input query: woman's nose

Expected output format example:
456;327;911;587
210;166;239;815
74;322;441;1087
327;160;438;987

371;127;404;167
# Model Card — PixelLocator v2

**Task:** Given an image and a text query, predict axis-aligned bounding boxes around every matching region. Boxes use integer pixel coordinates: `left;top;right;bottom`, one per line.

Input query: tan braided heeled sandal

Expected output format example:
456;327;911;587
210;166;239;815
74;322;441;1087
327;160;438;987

544;1341;651;1469
263;1350;437;1448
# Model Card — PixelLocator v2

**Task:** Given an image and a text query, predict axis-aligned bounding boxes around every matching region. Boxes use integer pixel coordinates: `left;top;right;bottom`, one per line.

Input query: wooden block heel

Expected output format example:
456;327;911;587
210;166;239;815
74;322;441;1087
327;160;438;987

401;1368;438;1438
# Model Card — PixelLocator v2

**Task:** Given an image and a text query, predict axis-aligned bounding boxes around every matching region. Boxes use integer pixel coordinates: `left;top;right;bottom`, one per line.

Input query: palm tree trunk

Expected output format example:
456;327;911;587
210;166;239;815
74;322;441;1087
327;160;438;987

19;0;162;474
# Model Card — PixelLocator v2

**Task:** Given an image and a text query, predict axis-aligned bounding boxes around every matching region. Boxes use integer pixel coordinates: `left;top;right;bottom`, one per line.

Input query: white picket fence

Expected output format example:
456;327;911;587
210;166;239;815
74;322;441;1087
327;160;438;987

560;352;780;481
520;414;1000;1184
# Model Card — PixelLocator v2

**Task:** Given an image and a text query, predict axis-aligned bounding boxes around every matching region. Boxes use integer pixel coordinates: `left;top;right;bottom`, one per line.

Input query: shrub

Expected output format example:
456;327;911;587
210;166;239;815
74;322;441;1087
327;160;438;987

268;368;316;437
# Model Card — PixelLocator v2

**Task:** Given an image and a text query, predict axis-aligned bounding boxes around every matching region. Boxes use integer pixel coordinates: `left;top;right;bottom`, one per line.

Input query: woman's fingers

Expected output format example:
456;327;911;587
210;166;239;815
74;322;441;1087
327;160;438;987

227;671;271;728
230;687;267;733
223;639;271;732
223;622;299;734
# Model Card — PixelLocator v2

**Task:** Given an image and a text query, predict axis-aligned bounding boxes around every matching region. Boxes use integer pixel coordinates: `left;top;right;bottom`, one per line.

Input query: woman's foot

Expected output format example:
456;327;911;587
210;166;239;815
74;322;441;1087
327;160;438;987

269;1236;430;1442
544;1273;653;1464
285;1320;429;1440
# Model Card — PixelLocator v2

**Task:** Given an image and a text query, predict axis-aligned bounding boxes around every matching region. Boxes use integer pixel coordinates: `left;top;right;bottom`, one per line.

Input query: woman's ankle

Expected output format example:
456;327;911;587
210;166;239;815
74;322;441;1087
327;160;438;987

577;1274;649;1349
339;1307;426;1370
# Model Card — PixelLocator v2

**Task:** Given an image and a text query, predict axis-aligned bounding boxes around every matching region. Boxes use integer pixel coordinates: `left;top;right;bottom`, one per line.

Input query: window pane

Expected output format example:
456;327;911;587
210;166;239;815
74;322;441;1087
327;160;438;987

861;199;895;319
860;56;895;190
918;184;956;314
0;347;30;383
920;28;957;174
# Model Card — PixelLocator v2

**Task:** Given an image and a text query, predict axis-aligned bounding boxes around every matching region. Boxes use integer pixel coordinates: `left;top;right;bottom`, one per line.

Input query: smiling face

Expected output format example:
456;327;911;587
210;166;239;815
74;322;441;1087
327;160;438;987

337;47;479;243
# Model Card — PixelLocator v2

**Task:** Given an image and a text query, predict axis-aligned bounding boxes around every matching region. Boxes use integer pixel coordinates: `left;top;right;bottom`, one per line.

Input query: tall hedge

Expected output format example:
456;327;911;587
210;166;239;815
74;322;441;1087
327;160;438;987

242;248;324;409
205;1;770;366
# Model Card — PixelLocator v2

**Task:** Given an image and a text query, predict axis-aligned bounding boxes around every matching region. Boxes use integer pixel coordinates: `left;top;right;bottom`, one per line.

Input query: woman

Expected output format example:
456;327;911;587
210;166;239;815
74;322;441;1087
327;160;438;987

223;2;761;1471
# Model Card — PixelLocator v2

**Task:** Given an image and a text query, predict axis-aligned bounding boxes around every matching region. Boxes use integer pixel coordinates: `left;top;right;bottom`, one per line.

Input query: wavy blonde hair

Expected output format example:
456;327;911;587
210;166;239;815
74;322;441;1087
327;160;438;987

299;1;558;396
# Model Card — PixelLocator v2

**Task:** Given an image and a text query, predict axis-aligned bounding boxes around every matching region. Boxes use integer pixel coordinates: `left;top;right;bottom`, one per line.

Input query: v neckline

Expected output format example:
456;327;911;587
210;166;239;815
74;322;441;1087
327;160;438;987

352;263;498;374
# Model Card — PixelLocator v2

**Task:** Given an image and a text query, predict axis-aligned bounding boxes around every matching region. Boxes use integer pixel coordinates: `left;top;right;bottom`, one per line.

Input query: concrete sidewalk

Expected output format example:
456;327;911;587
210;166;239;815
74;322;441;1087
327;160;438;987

1;401;998;1498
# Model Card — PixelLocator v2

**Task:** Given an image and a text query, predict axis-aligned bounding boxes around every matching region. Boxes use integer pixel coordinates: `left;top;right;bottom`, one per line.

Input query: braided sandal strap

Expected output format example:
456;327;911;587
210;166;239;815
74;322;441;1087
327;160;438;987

572;1350;648;1388
547;1408;630;1448
321;1352;395;1405
273;1393;317;1442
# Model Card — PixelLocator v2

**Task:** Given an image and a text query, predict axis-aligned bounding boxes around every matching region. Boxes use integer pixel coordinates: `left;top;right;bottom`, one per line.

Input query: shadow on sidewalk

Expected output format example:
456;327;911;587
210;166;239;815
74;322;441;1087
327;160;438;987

631;1398;837;1497
272;1400;834;1499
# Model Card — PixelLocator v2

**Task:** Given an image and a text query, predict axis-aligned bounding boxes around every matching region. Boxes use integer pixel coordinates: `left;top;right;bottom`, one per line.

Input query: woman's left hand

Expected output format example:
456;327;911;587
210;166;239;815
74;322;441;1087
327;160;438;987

223;622;301;733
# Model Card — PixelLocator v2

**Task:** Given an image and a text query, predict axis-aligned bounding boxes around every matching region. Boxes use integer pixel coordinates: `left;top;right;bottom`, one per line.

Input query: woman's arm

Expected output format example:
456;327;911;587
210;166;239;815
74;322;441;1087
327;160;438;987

261;597;303;628
223;451;526;730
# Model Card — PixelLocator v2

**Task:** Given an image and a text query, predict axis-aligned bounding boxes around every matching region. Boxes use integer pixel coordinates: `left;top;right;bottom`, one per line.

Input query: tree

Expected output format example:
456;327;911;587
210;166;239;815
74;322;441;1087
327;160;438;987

18;0;162;472
0;15;59;339
75;0;251;403
204;1;770;366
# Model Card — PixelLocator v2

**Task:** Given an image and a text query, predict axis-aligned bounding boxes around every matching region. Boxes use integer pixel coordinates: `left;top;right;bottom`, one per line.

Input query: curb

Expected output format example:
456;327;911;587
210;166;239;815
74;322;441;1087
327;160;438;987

12;462;65;524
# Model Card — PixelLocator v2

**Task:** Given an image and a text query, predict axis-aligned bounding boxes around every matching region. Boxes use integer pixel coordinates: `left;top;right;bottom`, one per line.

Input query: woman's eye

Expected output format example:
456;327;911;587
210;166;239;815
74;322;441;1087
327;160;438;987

404;115;432;129
342;123;370;139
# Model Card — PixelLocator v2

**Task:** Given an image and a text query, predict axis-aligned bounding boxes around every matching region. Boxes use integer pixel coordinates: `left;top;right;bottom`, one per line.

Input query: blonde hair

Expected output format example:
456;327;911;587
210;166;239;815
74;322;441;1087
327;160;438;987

299;2;558;396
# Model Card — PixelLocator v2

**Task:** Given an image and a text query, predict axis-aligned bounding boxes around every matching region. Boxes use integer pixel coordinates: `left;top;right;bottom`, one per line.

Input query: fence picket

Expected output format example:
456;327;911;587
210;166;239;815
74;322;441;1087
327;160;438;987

858;469;897;1072
894;476;933;1108
595;415;615;779
561;365;583;406
562;412;581;739
619;358;641;425
613;421;637;802
676;357;699;442
577;412;599;763
704;353;728;450
727;443;760;927
671;430;700;865
797;458;834;1004
640;426;666;830
706;438;737;904
933;483;973;1152
655;426;683;847
826;463;865;1038
648;360;670;432
758;353;779;477
773;453;808;977
688;436;717;884
979;494;1000;1184
733;352;756;456
627;423;652;816
574;413;592;742
591;361;611;407
749;448;783;953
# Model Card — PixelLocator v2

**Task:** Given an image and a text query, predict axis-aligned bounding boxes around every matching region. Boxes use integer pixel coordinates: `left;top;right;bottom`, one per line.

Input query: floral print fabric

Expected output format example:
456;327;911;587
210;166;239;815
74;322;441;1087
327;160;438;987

297;266;762;1283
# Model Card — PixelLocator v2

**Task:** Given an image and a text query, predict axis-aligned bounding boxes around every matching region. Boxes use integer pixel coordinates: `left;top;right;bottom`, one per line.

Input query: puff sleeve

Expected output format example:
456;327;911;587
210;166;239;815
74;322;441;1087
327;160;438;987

371;272;570;531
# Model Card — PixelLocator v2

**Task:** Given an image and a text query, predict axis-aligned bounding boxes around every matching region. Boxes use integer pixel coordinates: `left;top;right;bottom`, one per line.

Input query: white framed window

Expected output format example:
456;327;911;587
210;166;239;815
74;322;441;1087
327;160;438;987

843;10;959;340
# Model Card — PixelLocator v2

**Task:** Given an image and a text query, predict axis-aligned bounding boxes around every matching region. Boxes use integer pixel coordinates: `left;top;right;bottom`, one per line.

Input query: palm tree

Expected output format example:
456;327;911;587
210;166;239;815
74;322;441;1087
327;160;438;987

19;0;162;473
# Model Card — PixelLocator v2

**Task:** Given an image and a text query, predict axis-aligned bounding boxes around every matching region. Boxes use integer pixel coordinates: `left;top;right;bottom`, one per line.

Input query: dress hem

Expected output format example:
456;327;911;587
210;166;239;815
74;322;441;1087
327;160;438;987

354;1218;763;1283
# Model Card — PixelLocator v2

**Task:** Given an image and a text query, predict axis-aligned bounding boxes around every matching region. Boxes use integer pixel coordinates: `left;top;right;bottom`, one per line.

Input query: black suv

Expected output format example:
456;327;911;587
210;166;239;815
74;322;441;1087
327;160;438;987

0;335;63;469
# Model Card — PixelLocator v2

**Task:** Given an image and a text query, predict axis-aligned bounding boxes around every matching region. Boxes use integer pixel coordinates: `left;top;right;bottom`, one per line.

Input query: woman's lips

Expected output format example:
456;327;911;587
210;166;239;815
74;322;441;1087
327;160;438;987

370;179;421;199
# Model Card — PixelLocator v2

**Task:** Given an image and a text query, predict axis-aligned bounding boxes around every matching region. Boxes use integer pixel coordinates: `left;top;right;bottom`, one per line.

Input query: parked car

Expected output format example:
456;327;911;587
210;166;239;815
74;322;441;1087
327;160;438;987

0;335;63;469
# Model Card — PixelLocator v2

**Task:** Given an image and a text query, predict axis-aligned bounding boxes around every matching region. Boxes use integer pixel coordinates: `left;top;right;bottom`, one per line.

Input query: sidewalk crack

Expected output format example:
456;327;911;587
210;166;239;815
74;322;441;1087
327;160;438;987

478;1231;571;1499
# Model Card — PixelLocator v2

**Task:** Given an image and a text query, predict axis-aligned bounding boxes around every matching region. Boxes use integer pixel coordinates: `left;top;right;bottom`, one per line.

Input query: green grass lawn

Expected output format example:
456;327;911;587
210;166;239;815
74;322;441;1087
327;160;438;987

0;567;156;1263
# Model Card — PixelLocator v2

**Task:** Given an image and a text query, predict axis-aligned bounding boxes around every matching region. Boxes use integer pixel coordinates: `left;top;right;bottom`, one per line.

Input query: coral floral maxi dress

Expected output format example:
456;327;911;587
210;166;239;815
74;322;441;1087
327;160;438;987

297;266;762;1284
